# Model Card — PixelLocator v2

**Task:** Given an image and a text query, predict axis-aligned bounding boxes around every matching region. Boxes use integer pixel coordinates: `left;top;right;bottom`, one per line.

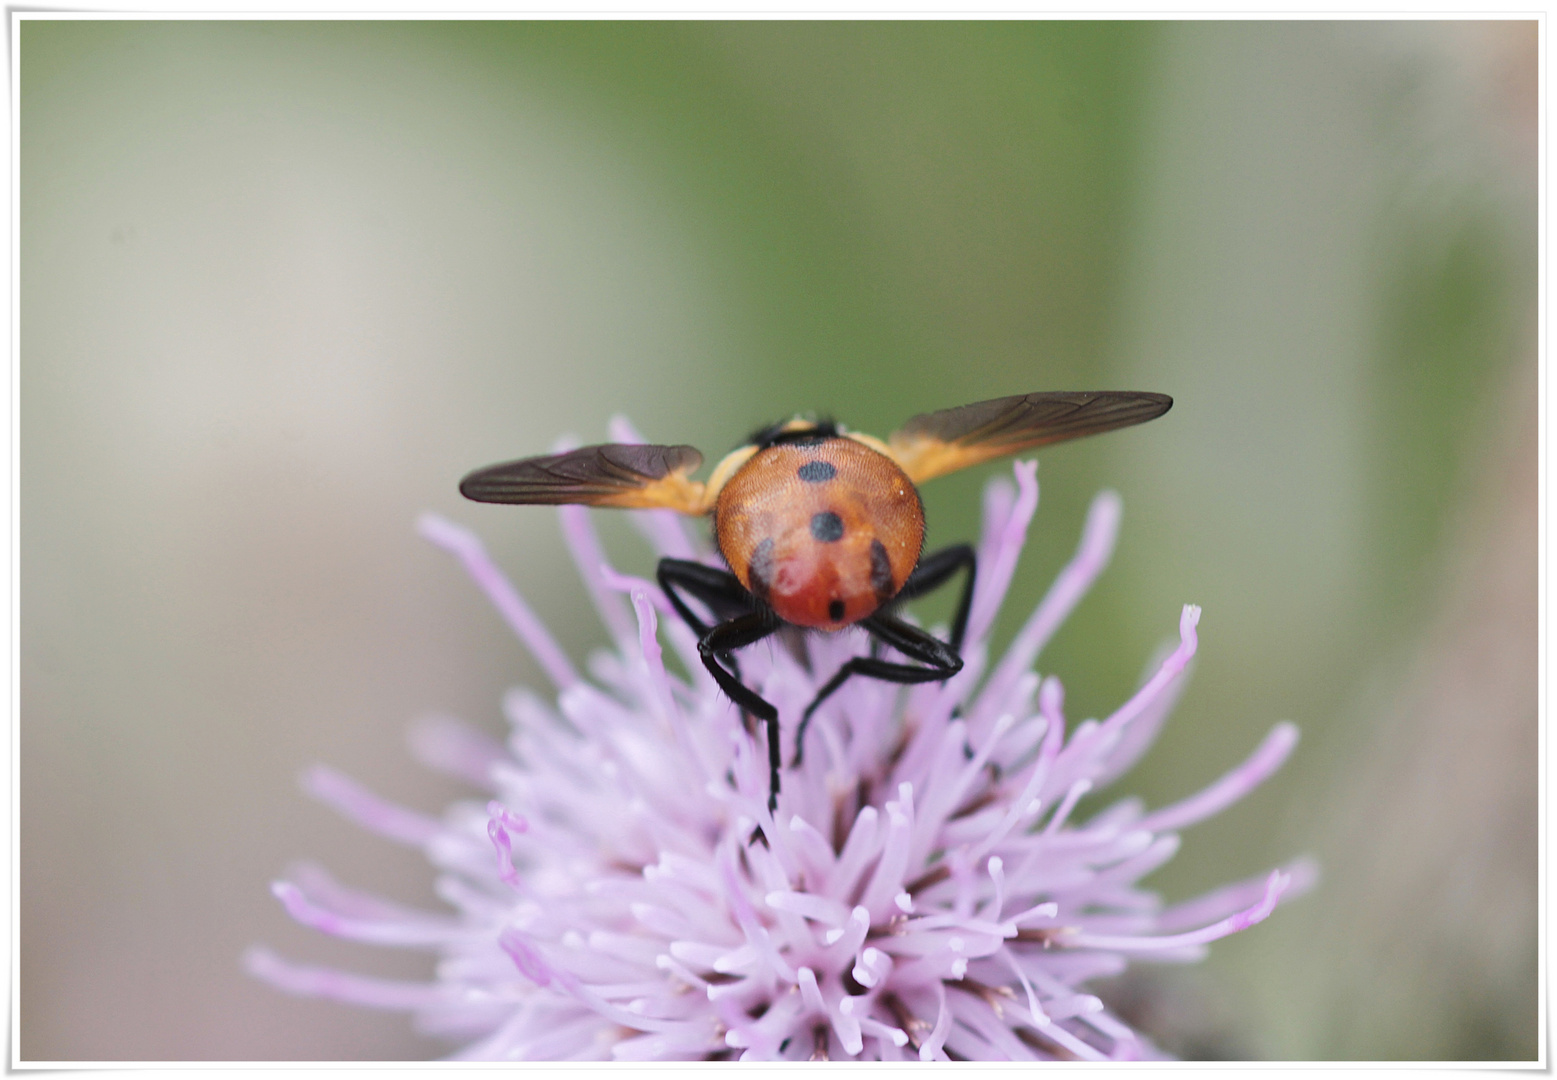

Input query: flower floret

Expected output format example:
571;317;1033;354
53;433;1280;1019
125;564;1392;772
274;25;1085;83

250;455;1306;1061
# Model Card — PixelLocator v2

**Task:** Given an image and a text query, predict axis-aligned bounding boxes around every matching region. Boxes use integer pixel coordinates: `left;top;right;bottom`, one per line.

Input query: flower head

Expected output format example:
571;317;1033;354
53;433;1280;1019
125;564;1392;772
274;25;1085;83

249;440;1308;1061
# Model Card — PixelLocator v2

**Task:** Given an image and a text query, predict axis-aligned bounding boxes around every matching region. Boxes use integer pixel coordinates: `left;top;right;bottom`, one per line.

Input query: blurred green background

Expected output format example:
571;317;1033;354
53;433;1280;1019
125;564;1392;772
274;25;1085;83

20;20;1535;1061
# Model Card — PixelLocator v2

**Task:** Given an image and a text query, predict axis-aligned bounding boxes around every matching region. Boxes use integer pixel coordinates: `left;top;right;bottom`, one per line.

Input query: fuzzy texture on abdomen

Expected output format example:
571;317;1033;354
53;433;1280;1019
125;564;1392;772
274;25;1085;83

714;437;924;629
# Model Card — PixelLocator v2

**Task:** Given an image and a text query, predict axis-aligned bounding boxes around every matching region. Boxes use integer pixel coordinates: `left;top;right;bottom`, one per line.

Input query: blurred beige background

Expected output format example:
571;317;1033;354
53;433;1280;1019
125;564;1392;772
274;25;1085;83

20;20;1535;1060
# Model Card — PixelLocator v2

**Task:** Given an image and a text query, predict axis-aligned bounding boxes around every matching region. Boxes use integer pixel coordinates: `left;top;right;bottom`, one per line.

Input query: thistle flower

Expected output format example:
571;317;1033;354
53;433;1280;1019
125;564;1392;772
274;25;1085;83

248;449;1309;1061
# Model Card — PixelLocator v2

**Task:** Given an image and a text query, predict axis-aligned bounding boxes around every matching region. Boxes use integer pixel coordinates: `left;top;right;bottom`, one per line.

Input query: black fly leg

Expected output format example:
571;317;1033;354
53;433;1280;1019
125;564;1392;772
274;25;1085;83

698;611;784;809
657;558;787;808
656;550;976;806
893;543;977;651
657;558;755;638
657;557;761;686
791;546;976;767
793;610;966;768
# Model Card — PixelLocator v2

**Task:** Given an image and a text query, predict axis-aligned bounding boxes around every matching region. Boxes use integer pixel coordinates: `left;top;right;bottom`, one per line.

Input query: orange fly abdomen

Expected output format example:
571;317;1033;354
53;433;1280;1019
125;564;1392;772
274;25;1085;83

714;437;925;629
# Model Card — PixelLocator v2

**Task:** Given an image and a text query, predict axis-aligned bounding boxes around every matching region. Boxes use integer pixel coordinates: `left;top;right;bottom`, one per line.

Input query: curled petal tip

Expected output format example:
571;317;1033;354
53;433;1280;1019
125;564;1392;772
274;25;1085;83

1231;870;1290;932
497;928;553;987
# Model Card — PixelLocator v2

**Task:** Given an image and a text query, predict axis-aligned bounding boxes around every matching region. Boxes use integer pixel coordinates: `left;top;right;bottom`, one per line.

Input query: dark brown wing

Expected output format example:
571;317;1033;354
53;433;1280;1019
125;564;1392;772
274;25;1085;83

459;443;710;514
888;391;1172;483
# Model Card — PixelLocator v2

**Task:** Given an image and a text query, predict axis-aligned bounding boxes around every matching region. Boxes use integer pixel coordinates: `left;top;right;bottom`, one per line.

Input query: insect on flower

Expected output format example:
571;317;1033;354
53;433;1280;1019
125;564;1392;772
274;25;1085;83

460;391;1171;810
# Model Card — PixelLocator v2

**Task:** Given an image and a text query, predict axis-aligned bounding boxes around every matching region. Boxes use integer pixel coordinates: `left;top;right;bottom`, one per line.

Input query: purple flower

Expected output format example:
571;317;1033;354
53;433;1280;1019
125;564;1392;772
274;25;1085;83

248;438;1310;1061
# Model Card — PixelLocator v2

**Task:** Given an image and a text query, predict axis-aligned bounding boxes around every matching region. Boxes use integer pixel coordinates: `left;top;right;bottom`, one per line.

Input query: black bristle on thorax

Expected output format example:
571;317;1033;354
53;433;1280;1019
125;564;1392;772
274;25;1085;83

745;416;839;450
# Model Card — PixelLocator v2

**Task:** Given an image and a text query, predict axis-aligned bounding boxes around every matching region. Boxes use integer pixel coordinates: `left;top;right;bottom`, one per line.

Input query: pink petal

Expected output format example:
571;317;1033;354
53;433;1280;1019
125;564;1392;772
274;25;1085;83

406;714;505;788
417;513;579;690
301;765;441;846
557;504;635;647
966;461;1040;644
977;490;1121;721
270;881;459;945
244;947;450;1010
1137;722;1298;833
1063;870;1291;951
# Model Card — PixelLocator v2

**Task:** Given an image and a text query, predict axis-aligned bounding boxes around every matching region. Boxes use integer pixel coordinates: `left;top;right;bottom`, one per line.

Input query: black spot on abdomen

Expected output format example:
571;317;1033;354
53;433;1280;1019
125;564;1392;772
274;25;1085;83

869;539;895;602
797;460;836;484
828;599;846;622
810;511;844;543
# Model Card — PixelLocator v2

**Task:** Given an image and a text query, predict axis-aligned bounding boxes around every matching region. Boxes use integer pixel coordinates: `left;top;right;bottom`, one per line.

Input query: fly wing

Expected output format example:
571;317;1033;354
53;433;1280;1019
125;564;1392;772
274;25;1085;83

888;391;1172;484
459;443;710;514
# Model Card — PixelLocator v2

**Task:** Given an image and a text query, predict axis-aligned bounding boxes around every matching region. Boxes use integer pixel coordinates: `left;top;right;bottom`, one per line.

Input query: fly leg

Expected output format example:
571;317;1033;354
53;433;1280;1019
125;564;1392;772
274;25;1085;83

657;559;788;809
658;556;763;689
697;611;784;810
656;558;755;639
792;545;975;767
892;543;977;651
793;609;966;768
